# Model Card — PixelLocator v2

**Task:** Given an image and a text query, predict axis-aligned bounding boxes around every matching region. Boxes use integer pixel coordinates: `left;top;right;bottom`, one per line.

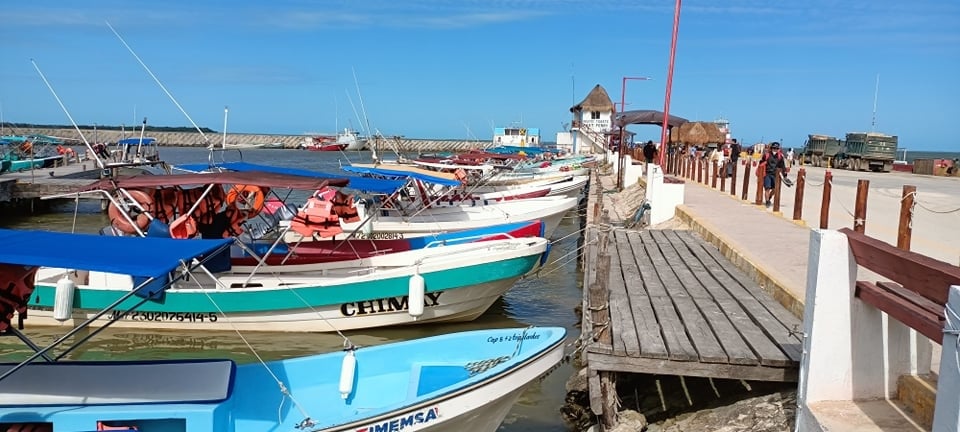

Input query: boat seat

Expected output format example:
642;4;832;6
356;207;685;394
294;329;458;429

407;362;470;398
0;359;235;406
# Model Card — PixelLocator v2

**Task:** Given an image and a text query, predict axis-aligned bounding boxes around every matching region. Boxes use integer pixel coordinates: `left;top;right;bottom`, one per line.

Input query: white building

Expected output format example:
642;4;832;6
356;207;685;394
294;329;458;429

556;85;616;155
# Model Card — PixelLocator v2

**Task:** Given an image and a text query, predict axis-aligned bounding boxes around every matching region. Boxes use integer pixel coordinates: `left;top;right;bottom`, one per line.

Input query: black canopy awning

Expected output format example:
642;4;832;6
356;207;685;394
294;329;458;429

615;110;688;128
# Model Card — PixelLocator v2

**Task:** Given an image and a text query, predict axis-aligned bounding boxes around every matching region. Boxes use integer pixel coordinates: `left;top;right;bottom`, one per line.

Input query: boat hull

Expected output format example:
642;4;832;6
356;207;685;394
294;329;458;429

283;196;577;243
30;238;548;332
0;327;566;432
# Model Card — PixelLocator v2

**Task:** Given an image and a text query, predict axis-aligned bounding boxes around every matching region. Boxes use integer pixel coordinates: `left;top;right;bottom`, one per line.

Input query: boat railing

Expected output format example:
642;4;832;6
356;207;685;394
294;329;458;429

422;232;516;249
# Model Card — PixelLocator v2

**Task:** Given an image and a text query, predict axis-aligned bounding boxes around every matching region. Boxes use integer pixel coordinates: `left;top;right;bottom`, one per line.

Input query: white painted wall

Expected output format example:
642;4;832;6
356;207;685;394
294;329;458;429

644;164;683;226
933;285;960;432
798;230;956;431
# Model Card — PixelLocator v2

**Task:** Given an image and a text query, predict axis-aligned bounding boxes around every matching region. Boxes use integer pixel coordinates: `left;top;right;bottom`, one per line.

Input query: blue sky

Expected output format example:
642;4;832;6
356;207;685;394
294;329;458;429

1;1;958;151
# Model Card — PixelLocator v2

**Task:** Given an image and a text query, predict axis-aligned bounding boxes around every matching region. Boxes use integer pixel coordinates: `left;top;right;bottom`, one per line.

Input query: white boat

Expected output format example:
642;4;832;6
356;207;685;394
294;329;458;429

336;127;368;151
473;175;589;199
0;228;566;432
31;236;549;332
283;195;577;243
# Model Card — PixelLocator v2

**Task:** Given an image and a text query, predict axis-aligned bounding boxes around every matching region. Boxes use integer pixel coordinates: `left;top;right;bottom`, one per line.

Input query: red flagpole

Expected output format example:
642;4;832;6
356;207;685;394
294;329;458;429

657;0;682;167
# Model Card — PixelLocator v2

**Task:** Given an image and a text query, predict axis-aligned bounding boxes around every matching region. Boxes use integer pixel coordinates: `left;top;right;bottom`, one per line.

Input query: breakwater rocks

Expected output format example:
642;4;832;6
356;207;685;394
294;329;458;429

16;128;493;152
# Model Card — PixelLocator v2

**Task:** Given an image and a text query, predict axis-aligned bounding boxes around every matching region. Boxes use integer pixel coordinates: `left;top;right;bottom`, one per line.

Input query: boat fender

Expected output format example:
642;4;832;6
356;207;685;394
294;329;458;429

339;349;356;399
408;270;425;318
53;276;76;322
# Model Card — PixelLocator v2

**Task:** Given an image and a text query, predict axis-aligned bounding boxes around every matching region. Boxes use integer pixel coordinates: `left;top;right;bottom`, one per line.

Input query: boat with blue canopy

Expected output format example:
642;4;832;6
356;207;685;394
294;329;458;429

0;228;566;432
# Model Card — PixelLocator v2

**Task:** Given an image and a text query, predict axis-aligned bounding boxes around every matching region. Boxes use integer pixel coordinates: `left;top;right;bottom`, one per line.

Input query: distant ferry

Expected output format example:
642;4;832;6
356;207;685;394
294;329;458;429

493;126;540;147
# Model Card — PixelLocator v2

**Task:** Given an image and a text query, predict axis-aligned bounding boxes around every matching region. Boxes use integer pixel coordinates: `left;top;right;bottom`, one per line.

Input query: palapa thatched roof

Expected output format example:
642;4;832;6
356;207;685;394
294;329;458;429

670;121;726;146
570;85;615;113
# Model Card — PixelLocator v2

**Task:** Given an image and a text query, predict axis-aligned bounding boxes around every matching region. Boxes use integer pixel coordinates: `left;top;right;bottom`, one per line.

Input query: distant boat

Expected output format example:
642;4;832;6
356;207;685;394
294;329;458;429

303;135;347;151
493;126;541;148
336;127;368;151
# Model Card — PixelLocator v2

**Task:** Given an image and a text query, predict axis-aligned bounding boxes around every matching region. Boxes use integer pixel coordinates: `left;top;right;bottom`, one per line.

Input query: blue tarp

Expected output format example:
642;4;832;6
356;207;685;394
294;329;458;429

174;161;405;195
342;165;462;187
118;137;157;146
487;145;547;155
0;229;231;279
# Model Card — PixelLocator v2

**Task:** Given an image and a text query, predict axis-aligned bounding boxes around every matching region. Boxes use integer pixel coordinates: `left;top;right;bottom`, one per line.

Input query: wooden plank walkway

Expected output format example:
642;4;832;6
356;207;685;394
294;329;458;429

583;226;803;382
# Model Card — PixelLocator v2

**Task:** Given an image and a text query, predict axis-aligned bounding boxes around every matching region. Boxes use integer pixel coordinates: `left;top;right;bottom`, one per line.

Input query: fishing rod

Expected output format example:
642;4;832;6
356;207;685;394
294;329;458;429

106;21;213;148
30;59;106;170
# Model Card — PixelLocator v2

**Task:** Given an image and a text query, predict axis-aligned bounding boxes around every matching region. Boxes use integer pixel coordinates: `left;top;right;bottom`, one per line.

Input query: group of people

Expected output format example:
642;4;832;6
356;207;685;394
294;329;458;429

683;138;791;208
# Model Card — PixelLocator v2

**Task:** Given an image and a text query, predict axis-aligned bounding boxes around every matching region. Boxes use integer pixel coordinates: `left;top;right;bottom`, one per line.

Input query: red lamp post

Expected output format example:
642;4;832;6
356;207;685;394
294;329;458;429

618;76;650;190
657;0;683;168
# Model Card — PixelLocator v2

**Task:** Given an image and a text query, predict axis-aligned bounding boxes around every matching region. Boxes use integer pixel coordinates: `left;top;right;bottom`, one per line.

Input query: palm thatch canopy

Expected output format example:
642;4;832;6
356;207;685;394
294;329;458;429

670;121;725;146
570;85;615;113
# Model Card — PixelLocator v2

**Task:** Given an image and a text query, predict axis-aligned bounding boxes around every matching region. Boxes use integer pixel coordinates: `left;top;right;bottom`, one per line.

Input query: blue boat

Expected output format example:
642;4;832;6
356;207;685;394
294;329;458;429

0;228;566;432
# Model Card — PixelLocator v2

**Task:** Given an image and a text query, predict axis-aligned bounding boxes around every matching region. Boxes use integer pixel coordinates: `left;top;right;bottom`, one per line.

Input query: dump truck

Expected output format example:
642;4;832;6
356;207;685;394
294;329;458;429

836;132;898;172
801;134;843;167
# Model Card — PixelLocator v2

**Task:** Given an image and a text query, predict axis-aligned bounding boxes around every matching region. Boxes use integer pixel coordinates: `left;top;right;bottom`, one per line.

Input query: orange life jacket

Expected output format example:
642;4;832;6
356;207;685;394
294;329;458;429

0;265;38;333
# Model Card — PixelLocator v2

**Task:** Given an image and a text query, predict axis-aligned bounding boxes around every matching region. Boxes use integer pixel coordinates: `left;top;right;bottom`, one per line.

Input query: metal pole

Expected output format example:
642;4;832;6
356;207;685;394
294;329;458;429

657;0;682;167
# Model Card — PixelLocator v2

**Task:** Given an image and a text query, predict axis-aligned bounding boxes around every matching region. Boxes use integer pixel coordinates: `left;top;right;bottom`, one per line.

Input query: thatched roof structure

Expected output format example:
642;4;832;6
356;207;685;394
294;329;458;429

570;85;615;113
670;121;725;146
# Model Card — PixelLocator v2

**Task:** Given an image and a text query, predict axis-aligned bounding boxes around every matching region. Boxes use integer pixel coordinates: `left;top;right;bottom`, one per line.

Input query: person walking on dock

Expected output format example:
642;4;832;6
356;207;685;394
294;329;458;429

726;138;741;178
759;142;788;207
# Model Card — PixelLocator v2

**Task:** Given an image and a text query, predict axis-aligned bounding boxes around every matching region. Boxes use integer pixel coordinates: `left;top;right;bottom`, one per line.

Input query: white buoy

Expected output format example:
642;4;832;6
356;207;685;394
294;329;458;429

53;276;76;322
358;199;374;237
339;349;356;399
408;271;425;318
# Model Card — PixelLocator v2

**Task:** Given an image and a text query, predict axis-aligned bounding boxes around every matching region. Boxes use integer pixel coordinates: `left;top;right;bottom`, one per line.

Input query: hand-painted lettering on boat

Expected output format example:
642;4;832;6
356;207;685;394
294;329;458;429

355;406;439;431
355;232;404;240
340;292;443;316
487;332;542;344
109;310;219;322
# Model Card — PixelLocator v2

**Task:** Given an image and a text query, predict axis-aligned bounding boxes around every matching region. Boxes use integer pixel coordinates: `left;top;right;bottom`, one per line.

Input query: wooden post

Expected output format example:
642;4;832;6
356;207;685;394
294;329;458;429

819;170;832;229
773;168;782;212
730;160;738;197
696;158;702;183
854;179;869;233
720;161;727;192
711;161;719;189
590;228;617;429
792;168;806;221
897;185;915;250
741;160;750;201
755;167;764;205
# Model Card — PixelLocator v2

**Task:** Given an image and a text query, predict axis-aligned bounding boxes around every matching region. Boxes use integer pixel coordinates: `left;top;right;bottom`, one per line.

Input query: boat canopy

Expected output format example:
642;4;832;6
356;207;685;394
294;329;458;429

79;171;349;192
117;137;157;146
0;229;231;278
174;161;405;195
343;164;462;187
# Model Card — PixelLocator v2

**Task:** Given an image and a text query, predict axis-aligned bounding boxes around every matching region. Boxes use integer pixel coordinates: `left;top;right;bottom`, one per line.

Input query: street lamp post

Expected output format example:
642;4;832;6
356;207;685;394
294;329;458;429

618;76;650;190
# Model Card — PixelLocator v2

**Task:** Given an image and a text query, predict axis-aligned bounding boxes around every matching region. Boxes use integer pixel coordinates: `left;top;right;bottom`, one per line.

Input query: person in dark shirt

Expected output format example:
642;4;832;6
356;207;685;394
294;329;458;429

759;142;788;207
726;138;741;177
642;140;657;164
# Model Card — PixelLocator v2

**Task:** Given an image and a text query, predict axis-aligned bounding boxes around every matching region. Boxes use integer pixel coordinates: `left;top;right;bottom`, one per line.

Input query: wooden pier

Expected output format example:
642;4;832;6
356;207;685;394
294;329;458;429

584;227;802;380
581;170;802;426
0;157;102;211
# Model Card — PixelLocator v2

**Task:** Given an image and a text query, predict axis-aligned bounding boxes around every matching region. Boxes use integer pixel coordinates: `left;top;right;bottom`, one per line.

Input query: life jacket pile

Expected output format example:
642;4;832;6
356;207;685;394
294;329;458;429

109;185;271;239
290;187;362;238
0;264;38;333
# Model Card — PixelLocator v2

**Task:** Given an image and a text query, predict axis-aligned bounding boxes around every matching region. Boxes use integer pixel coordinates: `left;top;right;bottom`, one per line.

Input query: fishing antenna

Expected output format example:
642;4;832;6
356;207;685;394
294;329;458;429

871;73;879;132
352;67;373;138
30;59;105;170
106;21;212;146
